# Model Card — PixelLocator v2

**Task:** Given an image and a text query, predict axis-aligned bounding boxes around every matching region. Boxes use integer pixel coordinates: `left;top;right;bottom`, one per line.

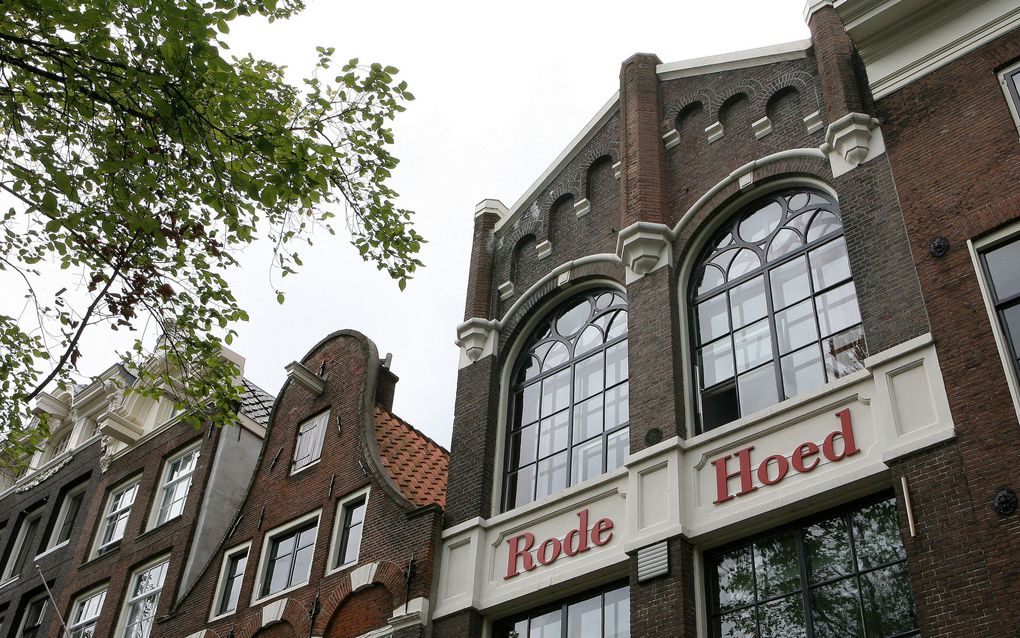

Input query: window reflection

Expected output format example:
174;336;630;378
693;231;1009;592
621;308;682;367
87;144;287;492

499;584;629;638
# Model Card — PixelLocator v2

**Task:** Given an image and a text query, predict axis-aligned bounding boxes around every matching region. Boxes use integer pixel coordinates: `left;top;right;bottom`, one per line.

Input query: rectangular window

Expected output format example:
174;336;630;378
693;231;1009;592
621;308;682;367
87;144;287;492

95;478;140;555
121;558;169;638
68;587;106;638
152;445;200;527
48;484;86;550
292;412;328;473
705;496;917;638
2;508;43;583
331;493;367;570
18;594;46;638
496;583;630;638
1000;61;1020;137
256;514;319;601
972;229;1020;417
213;544;249;618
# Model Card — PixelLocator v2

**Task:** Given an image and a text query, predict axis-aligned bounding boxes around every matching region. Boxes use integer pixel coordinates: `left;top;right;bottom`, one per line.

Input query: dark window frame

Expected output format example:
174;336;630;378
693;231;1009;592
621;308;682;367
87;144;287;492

493;581;630;638
260;519;318;598
217;546;249;616
333;496;367;569
1000;61;1020;136
979;235;1020;385
704;492;918;638
18;594;47;638
688;188;867;433
502;288;630;512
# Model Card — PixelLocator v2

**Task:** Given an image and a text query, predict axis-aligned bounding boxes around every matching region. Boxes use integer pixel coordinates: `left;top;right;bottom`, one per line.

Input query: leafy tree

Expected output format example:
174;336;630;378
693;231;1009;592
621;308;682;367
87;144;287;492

0;0;422;469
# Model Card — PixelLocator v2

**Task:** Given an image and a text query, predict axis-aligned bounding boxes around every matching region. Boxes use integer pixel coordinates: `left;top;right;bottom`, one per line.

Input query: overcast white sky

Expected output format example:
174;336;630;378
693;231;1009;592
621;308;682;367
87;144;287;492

9;1;811;447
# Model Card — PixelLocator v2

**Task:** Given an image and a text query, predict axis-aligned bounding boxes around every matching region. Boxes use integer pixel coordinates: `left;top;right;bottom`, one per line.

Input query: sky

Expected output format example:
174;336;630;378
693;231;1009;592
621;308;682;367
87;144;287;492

6;0;811;447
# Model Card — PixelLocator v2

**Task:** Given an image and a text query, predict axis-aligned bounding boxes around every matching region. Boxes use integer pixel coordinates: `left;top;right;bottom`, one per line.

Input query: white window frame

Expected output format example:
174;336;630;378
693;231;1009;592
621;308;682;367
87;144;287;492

92;476;141;557
251;509;321;606
17;592;47;638
1;507;44;584
116;555;169;638
969;223;1020;420
291;411;329;475
148;443;201;529
209;541;251;621
67;584;107;638
326;487;370;575
48;429;73;461
43;483;87;553
1000;60;1020;139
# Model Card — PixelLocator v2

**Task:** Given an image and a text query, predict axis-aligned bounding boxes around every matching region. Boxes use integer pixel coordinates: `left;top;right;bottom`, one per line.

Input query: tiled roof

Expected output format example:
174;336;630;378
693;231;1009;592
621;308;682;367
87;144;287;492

239;379;275;427
373;407;449;508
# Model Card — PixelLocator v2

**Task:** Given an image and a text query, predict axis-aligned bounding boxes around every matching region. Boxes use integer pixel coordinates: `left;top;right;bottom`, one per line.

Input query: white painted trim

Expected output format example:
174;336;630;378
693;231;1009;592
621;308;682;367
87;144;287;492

325;486;371;576
90;473;143;559
969;225;1020;422
146;441;202;531
656;39;812;80
250;508;322;607
43;481;87;552
208;540;252;622
998;59;1020;140
498;94;620;231
0;507;43;582
114;554;171;638
68;583;109;637
495;254;623;327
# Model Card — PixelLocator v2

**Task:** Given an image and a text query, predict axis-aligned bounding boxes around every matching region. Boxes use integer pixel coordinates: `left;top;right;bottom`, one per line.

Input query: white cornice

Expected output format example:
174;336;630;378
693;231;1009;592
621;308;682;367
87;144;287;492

656;39;813;81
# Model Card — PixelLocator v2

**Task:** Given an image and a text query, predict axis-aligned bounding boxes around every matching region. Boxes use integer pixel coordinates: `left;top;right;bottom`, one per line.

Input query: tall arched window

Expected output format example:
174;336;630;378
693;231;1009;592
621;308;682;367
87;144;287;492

690;188;866;432
504;289;629;511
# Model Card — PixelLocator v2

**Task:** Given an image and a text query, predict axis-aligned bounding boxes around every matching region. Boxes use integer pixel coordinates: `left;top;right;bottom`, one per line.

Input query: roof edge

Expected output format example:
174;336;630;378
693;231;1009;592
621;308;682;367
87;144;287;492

656;38;813;81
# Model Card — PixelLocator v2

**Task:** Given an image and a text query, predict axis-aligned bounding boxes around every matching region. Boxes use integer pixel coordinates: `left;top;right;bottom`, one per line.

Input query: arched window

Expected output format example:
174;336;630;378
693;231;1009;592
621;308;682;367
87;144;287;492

690;188;866;432
504;289;629;511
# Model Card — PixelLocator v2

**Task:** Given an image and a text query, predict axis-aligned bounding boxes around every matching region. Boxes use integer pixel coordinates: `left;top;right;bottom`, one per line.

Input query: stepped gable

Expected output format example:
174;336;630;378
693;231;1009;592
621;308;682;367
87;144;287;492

373;406;448;508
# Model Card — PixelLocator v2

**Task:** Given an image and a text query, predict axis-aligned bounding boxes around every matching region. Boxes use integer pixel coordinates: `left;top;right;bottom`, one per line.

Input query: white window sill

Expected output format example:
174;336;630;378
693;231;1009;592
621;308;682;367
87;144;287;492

251;578;312;608
289;458;321;476
35;541;69;561
325;558;360;578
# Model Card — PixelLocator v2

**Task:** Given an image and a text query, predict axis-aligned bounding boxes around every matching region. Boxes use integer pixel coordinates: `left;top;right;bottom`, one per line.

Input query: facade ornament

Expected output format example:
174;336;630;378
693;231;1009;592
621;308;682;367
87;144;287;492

15;453;73;492
616;222;673;283
456;318;499;368
821;112;886;177
929;236;950;258
993;488;1017;516
99;435;115;473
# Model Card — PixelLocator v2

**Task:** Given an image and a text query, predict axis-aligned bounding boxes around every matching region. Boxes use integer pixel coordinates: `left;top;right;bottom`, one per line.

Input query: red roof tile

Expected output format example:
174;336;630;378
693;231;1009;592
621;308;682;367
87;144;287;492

373;407;449;508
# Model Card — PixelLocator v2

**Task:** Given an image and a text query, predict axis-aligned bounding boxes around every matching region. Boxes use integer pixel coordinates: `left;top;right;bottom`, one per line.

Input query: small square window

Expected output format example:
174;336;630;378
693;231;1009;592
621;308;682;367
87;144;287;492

329;490;368;572
18;594;46;638
94;478;140;556
48;484;86;550
292;412;328;473
1000;61;1020;137
68;587;106;638
253;512;320;603
120;558;169;638
151;445;200;528
1;508;43;583
212;543;249;619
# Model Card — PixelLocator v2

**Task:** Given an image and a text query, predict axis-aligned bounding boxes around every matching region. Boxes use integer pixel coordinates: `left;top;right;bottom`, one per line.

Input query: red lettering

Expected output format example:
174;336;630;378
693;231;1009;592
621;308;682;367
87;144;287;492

591;518;614;546
505;532;535;579
757;454;789;485
537;538;562;565
792;441;820;473
712;446;757;504
823;408;860;461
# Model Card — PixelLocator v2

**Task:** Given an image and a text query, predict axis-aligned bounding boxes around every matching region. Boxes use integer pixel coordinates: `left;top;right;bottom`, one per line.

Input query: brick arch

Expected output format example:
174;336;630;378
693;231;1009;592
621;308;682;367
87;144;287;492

573;142;620;198
322;585;394;638
233;598;311;638
497;218;543;253
251;622;298;638
712;79;763;121
755;71;820;113
664;90;716;133
313;561;407;635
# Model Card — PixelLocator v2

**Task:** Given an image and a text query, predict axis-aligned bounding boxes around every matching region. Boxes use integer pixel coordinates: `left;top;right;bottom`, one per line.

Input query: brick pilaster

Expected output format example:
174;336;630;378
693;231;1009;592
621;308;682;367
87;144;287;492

464;201;504;321
808;5;871;122
629;536;697;637
619;53;668;228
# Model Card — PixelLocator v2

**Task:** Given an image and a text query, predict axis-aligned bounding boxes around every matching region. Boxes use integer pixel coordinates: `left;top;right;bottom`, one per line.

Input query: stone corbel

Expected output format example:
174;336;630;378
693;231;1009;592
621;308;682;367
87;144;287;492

33;391;70;420
535;239;553;260
705;121;724;143
285;361;326;396
616;222;673;284
612;161;622;180
821;112;886;177
752;117;773;139
497;281;515;301
662;128;681;150
573;198;591;218
98;411;144;444
456;318;499;368
389;597;430;631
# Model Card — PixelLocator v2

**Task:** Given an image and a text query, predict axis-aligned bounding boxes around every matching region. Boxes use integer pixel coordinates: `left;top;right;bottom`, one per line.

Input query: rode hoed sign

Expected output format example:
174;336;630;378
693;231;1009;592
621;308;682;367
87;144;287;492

504;510;614;579
711;408;860;505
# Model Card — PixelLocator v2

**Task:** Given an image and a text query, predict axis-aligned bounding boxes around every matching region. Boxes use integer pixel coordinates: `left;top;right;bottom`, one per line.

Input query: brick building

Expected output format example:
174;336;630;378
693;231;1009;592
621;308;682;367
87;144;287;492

433;1;1020;637
156;330;448;638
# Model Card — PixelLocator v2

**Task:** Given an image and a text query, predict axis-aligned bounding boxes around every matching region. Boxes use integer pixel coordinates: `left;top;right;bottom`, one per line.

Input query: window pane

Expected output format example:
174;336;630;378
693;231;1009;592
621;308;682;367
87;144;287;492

571;438;603;485
700;339;735;388
730;275;767;329
518;384;540;426
852;499;905;570
775;299;819;355
716;546;755;611
815;282;861;337
758;595;806;638
1002;303;1020;348
509;423;539;468
604;586;630;638
341;522;362;566
770;256;811;310
607;311;628;340
573;395;603;442
605;383;629;431
697;264;726;296
557;298;592;337
544;342;570;369
807;211;840;241
541;370;570;417
606;428;628;472
535;452;568;499
822;326;866;380
698;294;730;343
567;595;602;638
729;248;761;279
754;532;800;599
509;465;536;508
809;238;851;290
606;341;628;386
574;353;604;401
804;517;852;584
985;238;1020;300
738;364;778;416
733;320;773;373
538;411;569;458
291;542;314;586
780;345;826;399
810;578;863;638
739;201;783;242
860;563;916;637
768;228;803;260
718;606;756;638
575;325;602;356
530;609;561;638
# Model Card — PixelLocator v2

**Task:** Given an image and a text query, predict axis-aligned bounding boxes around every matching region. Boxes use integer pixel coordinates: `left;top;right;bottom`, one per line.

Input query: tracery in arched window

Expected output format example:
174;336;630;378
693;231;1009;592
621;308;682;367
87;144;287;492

504;289;629;511
690;189;866;432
